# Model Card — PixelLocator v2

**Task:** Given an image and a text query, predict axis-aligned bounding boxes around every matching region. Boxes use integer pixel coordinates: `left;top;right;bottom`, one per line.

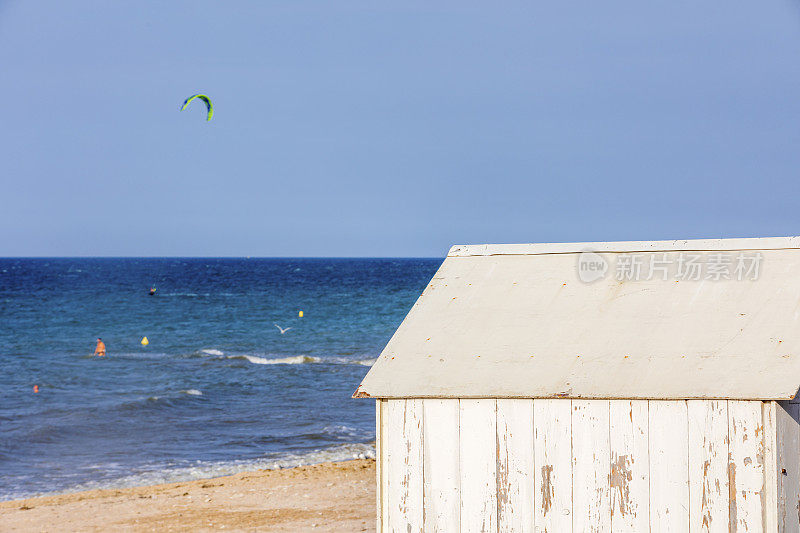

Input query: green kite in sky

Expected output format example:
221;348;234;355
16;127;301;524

180;94;213;121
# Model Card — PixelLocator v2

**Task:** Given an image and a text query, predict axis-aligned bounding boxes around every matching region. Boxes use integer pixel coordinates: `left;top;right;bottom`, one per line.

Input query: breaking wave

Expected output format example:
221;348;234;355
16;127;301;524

226;354;321;365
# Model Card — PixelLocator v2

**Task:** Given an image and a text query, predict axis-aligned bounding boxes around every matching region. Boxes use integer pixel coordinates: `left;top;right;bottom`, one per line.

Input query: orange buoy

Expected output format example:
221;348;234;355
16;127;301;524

298;310;304;318
33;385;39;393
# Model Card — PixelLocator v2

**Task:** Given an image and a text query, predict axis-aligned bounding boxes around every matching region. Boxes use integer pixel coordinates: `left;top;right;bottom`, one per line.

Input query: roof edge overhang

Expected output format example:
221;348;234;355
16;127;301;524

353;391;799;400
449;236;800;257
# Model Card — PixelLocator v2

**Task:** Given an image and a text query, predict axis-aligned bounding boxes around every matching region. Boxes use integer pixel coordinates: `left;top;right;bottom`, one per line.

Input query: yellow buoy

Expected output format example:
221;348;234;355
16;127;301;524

298;310;304;318
141;336;149;346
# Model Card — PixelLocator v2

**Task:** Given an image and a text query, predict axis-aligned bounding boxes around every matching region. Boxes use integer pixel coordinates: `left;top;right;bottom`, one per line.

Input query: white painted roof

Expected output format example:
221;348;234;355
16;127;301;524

355;237;800;399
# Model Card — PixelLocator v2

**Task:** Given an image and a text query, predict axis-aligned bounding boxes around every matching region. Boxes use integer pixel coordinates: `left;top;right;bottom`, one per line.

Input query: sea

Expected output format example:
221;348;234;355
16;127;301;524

0;258;440;501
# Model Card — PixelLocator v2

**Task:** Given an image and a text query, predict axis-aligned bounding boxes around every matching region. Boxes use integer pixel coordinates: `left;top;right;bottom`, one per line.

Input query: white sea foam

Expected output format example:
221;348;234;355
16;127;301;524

325;356;378;366
32;443;376;499
180;389;203;396
228;354;321;365
321;425;362;439
200;349;224;356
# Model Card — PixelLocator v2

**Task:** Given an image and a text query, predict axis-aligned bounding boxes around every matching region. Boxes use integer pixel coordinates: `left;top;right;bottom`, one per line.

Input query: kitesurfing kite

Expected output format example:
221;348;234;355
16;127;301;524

180;94;213;121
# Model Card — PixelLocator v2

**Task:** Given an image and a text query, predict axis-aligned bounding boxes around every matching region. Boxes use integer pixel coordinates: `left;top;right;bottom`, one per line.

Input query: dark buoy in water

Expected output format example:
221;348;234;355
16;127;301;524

148;287;156;296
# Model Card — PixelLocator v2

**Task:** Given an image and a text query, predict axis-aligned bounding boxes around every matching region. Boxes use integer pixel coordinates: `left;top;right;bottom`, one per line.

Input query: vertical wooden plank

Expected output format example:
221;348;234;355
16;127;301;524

459;399;498;532
728;400;765;533
533;399;573;532
609;400;650;532
423;399;460;532
380;399;389;533
386;399;424;533
762;402;778;533
497;399;534;533
687;400;729;533
572;400;611;533
376;400;384;533
776;401;800;533
649;400;690;533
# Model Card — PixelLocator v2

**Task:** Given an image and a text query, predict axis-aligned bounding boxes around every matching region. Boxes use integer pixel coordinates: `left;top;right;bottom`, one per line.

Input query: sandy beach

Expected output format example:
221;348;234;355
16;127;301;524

0;459;376;532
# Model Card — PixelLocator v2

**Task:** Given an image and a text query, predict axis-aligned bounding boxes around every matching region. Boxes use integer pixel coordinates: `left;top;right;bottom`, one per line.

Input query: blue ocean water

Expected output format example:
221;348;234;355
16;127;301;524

0;258;440;500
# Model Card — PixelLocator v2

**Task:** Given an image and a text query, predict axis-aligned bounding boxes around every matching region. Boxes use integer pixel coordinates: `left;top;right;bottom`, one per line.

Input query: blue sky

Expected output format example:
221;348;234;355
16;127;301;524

1;1;799;256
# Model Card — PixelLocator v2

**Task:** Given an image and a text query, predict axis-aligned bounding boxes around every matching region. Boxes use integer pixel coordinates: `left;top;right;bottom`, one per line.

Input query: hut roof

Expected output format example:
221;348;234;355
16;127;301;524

355;237;800;400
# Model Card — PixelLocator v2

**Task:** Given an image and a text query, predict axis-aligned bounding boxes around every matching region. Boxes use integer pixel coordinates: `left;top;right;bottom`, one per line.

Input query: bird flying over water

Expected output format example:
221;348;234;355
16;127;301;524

274;324;292;334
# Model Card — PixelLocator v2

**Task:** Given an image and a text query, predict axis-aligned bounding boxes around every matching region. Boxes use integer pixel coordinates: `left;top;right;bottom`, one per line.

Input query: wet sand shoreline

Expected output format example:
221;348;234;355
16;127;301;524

0;459;376;532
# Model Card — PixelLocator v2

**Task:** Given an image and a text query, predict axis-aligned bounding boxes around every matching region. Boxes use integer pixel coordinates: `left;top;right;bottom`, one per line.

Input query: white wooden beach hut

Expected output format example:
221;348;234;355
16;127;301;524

355;237;800;532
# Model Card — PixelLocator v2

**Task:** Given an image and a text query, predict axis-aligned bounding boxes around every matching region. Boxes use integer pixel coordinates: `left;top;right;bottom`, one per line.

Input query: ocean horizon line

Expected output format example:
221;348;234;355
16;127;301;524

0;255;442;260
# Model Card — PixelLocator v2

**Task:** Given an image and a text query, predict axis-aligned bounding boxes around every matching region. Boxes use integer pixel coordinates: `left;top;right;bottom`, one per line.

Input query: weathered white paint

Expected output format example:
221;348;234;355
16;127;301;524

777;401;800;533
377;397;799;532
386;399;424;532
459;399;497;532
572;400;611;532
649;401;689;533
379;399;389;533
728;400;765;532
423;399;460;532
688;400;729;533
496;399;534;533
356;237;800;400
763;402;779;533
533;399;572;532
609;400;649;532
376;399;384;533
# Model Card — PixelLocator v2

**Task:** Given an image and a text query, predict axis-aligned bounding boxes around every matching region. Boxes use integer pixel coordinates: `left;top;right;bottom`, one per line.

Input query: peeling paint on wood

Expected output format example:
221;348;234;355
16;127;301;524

380;399;389;533
376;400;384;533
386;399;423;532
422;399;460;532
762;402;778;533
688;400;729;532
610;400;649;532
534;399;572;532
572;400;610;532
649;401;689;532
729;462;738;532
541;464;554;515
728;400;764;533
496;399;534;533
378;397;792;532
776;401;799;533
609;454;633;514
459;399;497;532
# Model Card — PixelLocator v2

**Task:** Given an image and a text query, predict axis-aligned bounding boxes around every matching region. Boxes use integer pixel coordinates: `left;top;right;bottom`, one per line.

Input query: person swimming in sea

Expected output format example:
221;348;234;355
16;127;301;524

94;338;106;357
148;287;156;296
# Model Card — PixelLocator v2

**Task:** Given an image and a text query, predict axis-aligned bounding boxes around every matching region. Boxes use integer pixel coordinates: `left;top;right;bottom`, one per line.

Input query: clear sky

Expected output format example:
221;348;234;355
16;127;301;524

1;1;799;257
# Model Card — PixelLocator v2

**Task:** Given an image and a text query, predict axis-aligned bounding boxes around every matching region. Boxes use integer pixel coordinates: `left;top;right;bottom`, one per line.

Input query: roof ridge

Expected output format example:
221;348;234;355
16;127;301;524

449;236;800;257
